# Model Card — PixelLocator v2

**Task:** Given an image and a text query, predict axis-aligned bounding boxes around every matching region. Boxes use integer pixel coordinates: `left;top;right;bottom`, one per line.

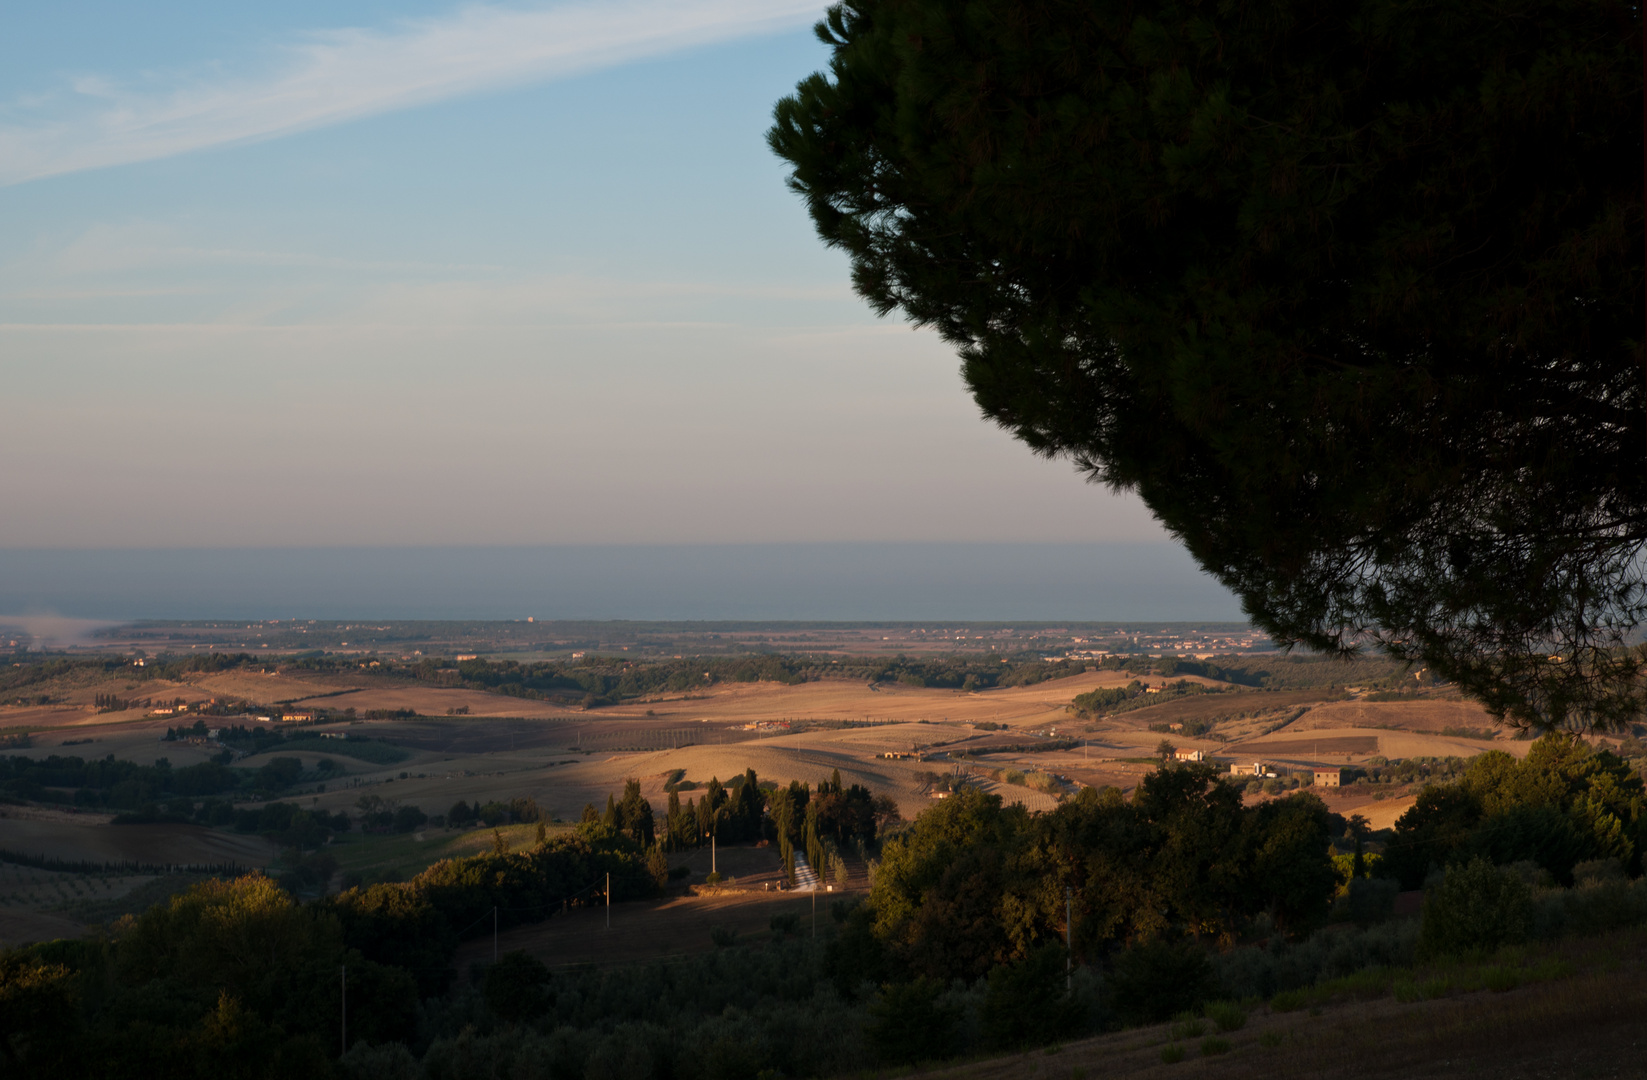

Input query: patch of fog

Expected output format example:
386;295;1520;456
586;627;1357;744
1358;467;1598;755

0;613;123;651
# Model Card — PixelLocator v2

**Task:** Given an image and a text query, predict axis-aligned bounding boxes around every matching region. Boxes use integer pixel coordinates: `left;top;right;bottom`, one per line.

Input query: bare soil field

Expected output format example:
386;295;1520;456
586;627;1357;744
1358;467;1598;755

188;669;351;702
1230;735;1382;757
0;910;87;948
288;685;575;718
1291;695;1507;734
594;669;1141;728
1089;688;1342;730
1231;727;1521;765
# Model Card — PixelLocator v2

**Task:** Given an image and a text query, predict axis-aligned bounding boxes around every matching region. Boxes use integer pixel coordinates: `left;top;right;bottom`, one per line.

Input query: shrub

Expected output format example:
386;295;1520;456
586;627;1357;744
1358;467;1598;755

866;978;959;1064
1332;877;1399;926
979;944;1083;1049
1532;871;1647;939
340;1041;419;1080
1259;1030;1283;1048
1204;1001;1246;1032
484;951;551;1024
769;913;800;937
1167;1012;1205;1040
710;926;737;948
1160;1043;1185;1064
1213;918;1418;1001
1200;1036;1231;1056
1108;940;1215;1024
1420;857;1533;958
1421;976;1452;998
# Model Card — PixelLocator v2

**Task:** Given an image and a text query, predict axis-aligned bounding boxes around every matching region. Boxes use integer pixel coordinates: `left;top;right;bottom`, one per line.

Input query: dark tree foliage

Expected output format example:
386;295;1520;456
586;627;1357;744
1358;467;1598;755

0;753;246;811
852;771;1335;985
613;779;656;846
1105;938;1217;1024
769;0;1645;731
1382;733;1647;887
484;951;553;1024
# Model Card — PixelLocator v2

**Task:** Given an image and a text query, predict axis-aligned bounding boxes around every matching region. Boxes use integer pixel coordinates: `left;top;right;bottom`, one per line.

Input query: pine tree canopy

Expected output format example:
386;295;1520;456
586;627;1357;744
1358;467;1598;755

769;0;1645;730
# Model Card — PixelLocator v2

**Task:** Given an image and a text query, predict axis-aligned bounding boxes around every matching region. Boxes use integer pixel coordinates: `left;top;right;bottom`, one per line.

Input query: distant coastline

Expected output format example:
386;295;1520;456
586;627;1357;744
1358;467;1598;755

0;542;1243;622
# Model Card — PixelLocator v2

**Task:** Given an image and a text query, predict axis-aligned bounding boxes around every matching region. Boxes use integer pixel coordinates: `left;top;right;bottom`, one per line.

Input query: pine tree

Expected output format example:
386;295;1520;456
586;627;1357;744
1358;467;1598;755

769;0;1647;731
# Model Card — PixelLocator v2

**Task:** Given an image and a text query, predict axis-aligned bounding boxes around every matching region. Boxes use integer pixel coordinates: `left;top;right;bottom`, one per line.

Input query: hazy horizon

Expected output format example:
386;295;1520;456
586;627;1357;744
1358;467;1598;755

0;542;1244;623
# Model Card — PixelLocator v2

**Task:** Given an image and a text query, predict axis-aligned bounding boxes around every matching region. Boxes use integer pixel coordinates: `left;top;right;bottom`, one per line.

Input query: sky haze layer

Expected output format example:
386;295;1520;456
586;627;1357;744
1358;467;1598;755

1;2;1237;618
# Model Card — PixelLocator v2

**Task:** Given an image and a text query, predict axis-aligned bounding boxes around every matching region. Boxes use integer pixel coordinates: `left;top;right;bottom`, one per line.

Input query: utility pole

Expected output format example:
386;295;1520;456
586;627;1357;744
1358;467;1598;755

606;872;611;930
711;832;717;876
340;964;347;1055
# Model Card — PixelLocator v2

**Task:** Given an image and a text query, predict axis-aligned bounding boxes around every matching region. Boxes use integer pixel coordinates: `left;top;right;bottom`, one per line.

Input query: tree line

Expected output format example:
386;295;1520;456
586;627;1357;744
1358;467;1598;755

0;751;333;810
0;821;658;1076
5;735;1647;1077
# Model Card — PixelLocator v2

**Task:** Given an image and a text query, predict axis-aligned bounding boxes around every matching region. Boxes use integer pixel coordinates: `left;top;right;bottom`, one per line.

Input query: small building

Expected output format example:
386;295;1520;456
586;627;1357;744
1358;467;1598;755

281;712;315;724
1314;768;1353;787
1231;762;1276;778
1174;748;1205;762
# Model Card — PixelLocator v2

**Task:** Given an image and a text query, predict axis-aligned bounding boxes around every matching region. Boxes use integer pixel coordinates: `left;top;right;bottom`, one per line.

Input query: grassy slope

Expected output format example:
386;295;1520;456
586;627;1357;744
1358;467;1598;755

322;821;569;881
924;928;1647;1080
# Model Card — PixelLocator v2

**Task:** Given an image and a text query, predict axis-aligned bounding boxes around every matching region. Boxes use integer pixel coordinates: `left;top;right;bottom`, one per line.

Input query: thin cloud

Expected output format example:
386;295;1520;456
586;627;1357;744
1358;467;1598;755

0;0;823;186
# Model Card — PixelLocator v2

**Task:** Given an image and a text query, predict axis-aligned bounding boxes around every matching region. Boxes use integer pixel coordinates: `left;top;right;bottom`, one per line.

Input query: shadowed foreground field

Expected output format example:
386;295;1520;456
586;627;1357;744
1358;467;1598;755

936;931;1647;1080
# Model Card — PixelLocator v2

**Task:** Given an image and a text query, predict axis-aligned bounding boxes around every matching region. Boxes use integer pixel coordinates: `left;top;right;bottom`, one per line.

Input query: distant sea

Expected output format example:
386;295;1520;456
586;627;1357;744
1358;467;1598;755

0;543;1245;622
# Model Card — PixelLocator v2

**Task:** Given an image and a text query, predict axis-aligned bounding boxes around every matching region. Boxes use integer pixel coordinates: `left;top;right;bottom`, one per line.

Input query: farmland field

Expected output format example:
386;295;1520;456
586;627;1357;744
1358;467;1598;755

0;647;1578;951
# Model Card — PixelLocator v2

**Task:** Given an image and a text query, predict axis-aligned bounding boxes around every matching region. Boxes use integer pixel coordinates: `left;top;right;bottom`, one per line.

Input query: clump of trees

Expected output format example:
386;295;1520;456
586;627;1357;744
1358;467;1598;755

0;753;245;809
1383;734;1647;888
1070;679;1233;720
0;818;659;1076
833;768;1337;989
447;796;540;829
10;738;1647;1077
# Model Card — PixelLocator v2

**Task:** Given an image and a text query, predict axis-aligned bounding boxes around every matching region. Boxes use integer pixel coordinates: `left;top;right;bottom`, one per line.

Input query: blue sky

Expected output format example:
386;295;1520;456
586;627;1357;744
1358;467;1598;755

0;0;1174;554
